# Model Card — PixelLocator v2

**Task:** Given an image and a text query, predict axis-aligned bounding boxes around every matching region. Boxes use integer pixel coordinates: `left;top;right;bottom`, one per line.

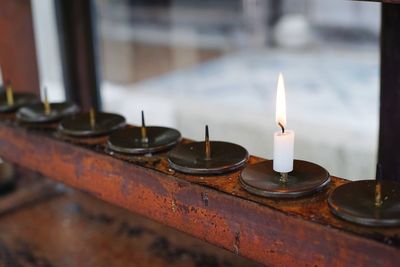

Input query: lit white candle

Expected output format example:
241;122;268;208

273;73;294;173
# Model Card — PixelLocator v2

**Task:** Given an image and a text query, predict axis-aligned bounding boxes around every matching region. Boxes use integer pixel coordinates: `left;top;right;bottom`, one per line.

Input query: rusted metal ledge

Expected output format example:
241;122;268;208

0;120;399;266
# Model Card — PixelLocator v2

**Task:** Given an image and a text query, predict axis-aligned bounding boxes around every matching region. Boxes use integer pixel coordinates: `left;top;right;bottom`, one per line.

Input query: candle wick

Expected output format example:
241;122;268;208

375;163;384;207
141;110;148;143
278;122;285;133
205;125;211;159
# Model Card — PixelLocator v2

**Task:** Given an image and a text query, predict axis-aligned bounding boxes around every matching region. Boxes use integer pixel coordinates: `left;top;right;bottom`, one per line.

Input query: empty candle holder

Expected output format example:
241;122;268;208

328;165;400;227
17;102;79;124
107;111;181;154
58;109;126;137
0;82;37;113
168;125;249;175
16;87;78;124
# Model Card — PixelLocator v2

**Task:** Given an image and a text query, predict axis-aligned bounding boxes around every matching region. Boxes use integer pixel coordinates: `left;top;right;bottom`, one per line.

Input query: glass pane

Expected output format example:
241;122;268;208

94;0;380;180
31;0;66;102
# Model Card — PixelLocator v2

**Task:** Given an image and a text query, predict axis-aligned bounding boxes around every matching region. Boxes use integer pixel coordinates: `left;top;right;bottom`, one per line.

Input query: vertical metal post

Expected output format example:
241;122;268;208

55;0;101;111
379;3;400;181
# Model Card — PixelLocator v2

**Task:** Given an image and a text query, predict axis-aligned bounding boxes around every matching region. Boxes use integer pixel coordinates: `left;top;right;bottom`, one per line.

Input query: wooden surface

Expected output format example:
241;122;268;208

379;3;400;181
0;176;259;267
0;0;40;94
0;119;399;267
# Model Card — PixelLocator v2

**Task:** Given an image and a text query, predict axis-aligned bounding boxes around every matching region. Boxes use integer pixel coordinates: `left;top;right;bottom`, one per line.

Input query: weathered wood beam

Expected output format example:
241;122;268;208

0;120;398;266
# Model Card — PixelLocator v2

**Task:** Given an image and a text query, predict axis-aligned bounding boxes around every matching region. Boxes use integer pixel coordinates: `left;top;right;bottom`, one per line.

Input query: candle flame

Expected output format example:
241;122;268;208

275;73;287;129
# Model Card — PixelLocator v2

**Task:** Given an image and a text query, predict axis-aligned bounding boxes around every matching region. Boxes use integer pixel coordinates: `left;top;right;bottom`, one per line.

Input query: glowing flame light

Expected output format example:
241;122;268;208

275;73;287;129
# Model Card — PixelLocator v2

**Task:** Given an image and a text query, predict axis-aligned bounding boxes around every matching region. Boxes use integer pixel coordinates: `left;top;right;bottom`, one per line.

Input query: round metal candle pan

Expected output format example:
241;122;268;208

59;112;126;137
168;141;249;175
16;102;79;123
107;126;181;154
0;92;37;113
240;160;330;198
328;180;400;227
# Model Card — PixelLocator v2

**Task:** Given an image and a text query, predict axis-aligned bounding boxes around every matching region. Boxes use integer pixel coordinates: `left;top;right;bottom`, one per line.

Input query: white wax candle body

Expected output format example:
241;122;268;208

273;130;295;173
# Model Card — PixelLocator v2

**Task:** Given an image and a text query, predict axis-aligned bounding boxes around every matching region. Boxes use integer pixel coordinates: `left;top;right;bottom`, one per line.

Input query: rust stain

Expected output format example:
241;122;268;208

171;199;177;213
234;231;240;255
201;192;209;207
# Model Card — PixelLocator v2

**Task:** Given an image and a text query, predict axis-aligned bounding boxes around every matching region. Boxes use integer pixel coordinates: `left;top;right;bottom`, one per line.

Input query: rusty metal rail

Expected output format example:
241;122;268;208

0;120;399;266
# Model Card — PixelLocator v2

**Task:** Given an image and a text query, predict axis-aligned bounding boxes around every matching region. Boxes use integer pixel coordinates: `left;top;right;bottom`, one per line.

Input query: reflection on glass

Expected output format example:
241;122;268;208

94;0;380;180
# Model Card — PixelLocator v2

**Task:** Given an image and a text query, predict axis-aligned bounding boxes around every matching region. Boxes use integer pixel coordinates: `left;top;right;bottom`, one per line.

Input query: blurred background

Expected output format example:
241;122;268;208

29;0;380;180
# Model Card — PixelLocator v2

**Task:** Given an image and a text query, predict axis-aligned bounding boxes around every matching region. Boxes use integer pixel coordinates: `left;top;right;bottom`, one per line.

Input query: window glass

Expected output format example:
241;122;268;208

93;0;380;180
31;0;66;102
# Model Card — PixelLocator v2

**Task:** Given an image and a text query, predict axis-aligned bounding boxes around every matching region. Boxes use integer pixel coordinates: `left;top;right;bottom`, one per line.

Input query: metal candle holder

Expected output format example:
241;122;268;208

240;160;330;198
58;110;126;137
168;125;249;175
328;166;400;227
107;111;181;154
0;91;37;113
16;102;79;124
16;87;78;124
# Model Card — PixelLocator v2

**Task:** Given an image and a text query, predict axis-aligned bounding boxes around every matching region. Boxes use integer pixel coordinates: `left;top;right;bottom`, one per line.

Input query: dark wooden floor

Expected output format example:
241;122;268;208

0;174;261;267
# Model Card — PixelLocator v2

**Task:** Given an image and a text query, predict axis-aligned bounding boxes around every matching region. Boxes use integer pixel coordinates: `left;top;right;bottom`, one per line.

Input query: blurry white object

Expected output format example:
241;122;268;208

102;82;176;127
309;0;380;33
242;0;268;48
31;0;65;101
273;15;313;49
